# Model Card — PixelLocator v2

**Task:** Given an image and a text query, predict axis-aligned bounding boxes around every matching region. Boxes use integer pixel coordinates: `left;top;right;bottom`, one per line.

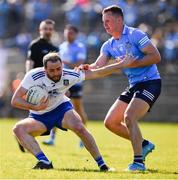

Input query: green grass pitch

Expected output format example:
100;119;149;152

0;119;178;179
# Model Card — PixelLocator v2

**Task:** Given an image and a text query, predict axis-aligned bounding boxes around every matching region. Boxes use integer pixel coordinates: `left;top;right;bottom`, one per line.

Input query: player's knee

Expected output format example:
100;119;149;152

104;118;112;129
104;117;117;130
124;113;133;128
73;123;86;135
13;123;25;139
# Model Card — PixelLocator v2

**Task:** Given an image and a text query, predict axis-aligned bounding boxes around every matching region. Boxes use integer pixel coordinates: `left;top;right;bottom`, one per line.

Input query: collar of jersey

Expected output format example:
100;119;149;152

122;25;128;35
44;73;63;87
111;25;128;41
66;40;77;46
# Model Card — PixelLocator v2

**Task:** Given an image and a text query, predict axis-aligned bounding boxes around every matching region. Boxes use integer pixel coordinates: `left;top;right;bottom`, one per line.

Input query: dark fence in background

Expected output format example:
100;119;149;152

83;74;178;122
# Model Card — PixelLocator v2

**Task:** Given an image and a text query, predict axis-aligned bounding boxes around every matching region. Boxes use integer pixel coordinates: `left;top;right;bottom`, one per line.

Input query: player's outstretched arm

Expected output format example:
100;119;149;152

84;63;119;80
76;54;109;72
84;55;136;80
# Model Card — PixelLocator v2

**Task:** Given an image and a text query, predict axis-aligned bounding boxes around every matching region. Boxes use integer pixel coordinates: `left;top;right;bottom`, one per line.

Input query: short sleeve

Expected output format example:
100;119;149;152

63;69;85;86
27;43;36;62
132;29;151;50
78;70;85;81
20;71;35;90
100;41;111;58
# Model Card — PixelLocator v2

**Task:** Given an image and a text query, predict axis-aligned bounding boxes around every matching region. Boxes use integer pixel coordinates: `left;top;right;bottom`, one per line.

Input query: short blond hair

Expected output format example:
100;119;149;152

43;52;61;68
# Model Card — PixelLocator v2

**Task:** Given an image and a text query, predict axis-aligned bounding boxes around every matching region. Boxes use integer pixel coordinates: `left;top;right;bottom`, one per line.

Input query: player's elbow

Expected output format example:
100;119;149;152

11;97;17;107
152;50;161;64
155;53;161;64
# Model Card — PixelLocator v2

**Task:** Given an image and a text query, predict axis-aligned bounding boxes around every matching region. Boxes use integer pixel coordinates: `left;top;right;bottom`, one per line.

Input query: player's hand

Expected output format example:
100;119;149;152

74;64;90;72
115;56;124;63
119;55;138;68
33;97;49;111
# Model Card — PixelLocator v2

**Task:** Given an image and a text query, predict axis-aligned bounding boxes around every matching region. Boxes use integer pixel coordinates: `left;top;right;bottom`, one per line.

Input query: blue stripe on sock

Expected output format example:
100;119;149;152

95;156;105;167
35;152;49;162
50;129;56;140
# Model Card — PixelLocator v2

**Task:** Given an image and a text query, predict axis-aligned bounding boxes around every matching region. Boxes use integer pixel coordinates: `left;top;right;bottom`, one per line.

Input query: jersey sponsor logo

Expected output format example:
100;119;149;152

63;79;69;86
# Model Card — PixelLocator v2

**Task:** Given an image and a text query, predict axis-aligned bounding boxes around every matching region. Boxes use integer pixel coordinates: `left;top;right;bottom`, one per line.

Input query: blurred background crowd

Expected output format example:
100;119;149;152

0;0;178;119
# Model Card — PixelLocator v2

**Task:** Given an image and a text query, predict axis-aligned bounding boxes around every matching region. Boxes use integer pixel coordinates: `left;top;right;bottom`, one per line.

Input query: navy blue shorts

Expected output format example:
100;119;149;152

69;84;83;99
119;79;161;108
29;101;73;132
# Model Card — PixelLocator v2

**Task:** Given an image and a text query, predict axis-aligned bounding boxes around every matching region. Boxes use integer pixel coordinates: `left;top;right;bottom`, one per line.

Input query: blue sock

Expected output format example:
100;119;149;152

35;152;50;163
95;156;105;167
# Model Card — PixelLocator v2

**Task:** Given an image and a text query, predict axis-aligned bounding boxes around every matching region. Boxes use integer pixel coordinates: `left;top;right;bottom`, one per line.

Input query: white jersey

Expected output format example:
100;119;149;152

21;67;85;114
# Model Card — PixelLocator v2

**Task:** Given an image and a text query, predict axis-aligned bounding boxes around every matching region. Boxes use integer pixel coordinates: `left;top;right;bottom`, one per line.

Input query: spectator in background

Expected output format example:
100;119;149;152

0;40;8;116
118;0;139;26
0;0;9;38
163;21;178;74
25;0;52;32
43;25;88;147
7;0;24;38
63;0;83;28
99;0;119;8
15;29;32;56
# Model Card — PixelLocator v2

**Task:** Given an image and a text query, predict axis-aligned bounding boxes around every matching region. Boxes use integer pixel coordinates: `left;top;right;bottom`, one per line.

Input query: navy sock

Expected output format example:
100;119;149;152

142;139;149;147
134;155;144;164
95;156;105;168
35;152;50;164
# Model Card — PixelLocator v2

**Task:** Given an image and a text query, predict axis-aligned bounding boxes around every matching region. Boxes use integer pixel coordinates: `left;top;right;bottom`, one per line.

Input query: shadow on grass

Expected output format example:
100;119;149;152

54;168;116;173
146;169;178;175
122;169;178;175
45;168;178;175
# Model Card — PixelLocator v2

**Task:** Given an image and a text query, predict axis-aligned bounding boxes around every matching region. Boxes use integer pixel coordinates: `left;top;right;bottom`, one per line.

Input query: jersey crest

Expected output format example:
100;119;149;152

63;79;69;86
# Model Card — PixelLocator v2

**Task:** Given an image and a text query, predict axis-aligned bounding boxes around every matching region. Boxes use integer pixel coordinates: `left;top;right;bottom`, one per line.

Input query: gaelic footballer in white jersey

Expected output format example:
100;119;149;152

21;67;85;115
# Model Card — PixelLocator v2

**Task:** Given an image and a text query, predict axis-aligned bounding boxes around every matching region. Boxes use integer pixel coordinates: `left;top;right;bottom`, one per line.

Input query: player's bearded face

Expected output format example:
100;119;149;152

46;61;62;83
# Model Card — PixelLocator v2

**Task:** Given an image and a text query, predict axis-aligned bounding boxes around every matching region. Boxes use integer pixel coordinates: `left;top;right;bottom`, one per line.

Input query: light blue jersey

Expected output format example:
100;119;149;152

59;41;87;69
101;25;161;86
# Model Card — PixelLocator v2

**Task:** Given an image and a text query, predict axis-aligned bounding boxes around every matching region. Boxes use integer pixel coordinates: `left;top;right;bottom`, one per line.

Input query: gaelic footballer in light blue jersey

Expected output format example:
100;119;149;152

101;25;160;86
78;5;162;171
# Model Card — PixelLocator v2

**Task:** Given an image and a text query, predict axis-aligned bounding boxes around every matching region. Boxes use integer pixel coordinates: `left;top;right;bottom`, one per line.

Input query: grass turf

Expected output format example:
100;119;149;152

0;119;178;179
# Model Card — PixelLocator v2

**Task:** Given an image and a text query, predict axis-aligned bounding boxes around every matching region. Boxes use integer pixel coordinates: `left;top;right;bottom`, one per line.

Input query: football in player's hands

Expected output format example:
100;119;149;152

26;85;48;105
